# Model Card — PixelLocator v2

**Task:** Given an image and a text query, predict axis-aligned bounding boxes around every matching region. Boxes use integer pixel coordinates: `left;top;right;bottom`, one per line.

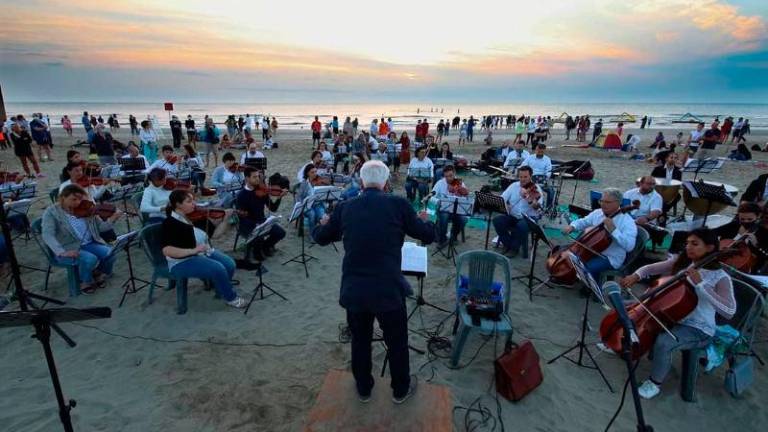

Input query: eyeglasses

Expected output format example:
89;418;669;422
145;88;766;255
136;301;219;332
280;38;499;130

599;199;618;204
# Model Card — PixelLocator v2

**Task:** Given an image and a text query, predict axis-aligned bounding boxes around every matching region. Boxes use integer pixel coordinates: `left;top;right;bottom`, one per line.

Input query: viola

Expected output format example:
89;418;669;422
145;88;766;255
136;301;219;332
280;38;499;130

187;207;227;222
311;176;331;187
254;184;287;198
163;178;192;191
75;176;110;187
546;201;640;285
79;161;102;177
447;178;469;197
520;181;541;204
166;155;179;164
719;237;757;273
227;163;246;173
599;241;745;359
72;200;117;219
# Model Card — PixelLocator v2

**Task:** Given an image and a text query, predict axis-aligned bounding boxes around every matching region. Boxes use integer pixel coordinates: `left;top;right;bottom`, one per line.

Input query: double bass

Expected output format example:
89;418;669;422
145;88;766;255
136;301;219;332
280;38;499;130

546;201;639;285
599;239;745;358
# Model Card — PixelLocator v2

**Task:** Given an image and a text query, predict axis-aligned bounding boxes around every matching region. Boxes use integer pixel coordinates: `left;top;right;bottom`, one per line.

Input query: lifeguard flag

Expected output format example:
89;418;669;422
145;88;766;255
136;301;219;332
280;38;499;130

164;102;174;111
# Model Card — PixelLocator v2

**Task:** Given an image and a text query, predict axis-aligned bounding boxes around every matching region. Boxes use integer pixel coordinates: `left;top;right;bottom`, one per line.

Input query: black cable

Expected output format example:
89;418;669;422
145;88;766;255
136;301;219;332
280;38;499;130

604;358;640;432
71;322;339;348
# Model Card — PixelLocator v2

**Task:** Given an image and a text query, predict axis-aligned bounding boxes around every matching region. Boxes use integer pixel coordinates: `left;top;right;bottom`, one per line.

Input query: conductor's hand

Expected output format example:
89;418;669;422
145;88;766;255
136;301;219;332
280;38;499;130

319;214;330;226
620;273;640;289
418;211;429;222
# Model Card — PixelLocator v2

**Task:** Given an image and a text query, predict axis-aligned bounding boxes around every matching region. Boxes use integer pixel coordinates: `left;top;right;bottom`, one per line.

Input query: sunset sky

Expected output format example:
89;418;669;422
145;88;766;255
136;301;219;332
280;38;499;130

1;0;766;103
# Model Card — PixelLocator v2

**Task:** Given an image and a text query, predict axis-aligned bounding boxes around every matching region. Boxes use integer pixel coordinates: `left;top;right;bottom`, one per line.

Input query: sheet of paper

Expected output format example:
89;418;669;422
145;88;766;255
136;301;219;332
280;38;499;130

401;242;428;275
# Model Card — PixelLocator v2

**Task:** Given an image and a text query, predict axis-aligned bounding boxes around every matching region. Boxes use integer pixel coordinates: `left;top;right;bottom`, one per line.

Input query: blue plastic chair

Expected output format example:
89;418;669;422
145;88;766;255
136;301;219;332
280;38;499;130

450;250;514;366
599;226;649;286
131;191;149;227
138;223;191;314
30;218;81;297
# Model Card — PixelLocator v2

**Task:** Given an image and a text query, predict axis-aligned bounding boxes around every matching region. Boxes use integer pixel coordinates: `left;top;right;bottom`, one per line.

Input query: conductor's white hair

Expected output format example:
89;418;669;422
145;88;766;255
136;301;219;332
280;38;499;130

360;160;390;188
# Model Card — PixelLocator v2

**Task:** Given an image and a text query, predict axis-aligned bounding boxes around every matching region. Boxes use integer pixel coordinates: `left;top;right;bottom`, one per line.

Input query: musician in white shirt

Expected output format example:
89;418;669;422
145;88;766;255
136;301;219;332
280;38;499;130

503;140;531;169
119;143;148;174
147;145;180;177
493;166;543;258
431;165;469;246
297;151;324;183
405;147;434;202
240;142;265;165
521;143;554;208
562;188;637;281
623;176;663;225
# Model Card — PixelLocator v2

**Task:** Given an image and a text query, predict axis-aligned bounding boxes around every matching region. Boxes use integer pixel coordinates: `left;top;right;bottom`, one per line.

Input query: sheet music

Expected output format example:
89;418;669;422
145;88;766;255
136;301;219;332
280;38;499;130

3;198;32;214
401;242;428;275
246;215;281;244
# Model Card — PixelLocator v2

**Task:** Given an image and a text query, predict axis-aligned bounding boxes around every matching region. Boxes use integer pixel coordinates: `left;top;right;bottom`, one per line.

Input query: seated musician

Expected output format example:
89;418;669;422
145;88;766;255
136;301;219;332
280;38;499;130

160;189;246;309
493;166;543;258
341;153;366;200
623;176;663;225
60;150;83;181
147;145;180;177
498;140;514;160
405;147;434;202
432;165;468;248
316;141;334;166
240;141;265;165
60;161;107;201
503;140;530;169
297;151;325;183
561;188;637;281
119;143;149;174
211;153;245;208
236;167;286;263
182;144;205;188
333;135;351;174
41;184;122;295
650;150;682;182
713;202;768;272
619;228;735;399
140;168;172;225
520;143;554;208
741;173;768;207
296;164;327;230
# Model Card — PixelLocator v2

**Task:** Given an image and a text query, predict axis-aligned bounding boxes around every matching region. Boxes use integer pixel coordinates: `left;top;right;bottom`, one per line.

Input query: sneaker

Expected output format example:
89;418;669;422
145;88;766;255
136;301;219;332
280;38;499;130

226;297;247;309
358;391;372;404
596;342;617;355
36;173;47;178
638;380;660;400
80;285;97;295
392;375;418;404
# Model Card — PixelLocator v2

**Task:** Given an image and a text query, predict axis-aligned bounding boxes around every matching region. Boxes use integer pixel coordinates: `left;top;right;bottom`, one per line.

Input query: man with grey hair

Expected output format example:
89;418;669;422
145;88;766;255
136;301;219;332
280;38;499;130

561;187;637;281
312;160;435;405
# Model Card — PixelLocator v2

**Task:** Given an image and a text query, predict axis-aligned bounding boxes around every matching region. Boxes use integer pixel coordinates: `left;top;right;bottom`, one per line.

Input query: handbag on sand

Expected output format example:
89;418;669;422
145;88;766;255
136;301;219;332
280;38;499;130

494;340;543;402
724;356;754;397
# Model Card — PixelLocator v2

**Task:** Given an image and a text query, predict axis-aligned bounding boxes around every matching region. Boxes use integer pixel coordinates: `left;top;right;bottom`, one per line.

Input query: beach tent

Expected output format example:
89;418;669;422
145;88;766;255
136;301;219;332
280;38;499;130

603;132;622;150
672;113;703;124
608;112;636;123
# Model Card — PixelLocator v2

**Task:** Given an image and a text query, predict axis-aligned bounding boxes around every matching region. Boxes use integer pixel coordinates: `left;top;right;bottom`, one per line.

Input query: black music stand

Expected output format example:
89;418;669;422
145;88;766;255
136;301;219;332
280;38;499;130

683;158;722;182
244;263;286;314
108;183;143;231
547;252;614;392
282;199;317;278
683;180;736;227
474;191;507;250
245;157;267;171
115;231;152;307
432;196;473;264
511;214;558;301
0;307;111;432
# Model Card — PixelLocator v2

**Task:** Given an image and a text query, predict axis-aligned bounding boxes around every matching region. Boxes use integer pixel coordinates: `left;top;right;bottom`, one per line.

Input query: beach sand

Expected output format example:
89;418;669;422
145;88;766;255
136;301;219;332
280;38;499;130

0;123;766;432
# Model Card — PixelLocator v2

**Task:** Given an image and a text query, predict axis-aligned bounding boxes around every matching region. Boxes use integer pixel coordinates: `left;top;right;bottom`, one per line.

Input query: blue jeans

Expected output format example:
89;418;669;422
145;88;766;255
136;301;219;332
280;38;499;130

341;182;361;200
304;203;326;230
493;214;529;256
56;242;115;284
405;179;428;201
170;250;237;302
436;212;467;244
585;255;613;281
541;185;555;209
651;324;711;383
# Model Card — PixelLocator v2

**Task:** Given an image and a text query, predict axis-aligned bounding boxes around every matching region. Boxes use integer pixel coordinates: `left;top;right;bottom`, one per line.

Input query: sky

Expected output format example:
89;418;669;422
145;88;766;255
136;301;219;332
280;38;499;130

1;0;767;103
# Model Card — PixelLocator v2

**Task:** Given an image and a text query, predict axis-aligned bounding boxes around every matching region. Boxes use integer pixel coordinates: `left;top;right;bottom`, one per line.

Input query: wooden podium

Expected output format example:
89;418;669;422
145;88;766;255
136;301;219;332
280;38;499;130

304;369;453;432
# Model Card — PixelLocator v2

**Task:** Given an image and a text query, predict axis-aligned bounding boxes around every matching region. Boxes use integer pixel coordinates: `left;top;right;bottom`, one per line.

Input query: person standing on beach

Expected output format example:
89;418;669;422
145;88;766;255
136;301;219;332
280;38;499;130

170;115;183;149
312;160;434;404
30;113;53;162
81;111;92;135
129;115;138;136
8;124;43;178
185;115;197;148
200;118;221;168
139;120;159;163
61;115;73;137
311;116;322;147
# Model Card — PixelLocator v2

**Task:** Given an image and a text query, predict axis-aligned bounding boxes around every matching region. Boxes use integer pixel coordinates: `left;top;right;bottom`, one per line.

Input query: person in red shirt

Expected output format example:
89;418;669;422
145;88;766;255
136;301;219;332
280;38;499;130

311;116;322;147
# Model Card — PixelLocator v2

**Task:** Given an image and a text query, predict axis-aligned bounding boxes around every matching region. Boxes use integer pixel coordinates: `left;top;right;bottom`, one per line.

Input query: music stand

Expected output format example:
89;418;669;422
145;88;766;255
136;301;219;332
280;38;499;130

407;167;433;200
113;231;151;307
107;183;143;231
245;157;267;170
282;198;317;278
0;307;111;432
547;252;614;392
512;214;558;301
118;157;146;183
683;158;722;182
244;217;287;312
432;196;474;264
474;191;507;250
682;180;736;227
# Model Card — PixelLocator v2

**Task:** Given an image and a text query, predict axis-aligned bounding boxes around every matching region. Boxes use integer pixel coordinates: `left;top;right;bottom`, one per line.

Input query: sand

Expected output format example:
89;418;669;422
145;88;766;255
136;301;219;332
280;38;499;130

0;122;766;432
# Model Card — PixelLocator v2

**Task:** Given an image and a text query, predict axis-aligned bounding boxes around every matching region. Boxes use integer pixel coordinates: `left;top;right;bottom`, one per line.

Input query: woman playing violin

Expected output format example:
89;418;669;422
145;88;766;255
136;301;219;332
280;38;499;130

619;228;735;399
296;164;327;231
140;168;173;224
713;202;768;272
60;161;107;201
148;145;181;177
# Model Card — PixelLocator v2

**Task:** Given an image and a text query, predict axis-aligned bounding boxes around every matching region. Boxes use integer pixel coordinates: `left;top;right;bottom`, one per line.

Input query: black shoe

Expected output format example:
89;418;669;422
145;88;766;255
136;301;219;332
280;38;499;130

263;247;275;257
235;259;260;271
392;375;417;404
358;390;372;403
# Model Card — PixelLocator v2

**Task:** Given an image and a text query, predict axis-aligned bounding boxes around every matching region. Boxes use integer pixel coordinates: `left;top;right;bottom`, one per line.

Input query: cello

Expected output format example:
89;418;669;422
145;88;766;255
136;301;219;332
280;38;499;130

546;201;639;285
599;239;746;358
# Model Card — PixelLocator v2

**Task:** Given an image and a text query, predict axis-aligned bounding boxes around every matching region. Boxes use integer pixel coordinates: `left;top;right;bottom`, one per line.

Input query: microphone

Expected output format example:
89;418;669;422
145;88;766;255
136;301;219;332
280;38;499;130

601;281;639;345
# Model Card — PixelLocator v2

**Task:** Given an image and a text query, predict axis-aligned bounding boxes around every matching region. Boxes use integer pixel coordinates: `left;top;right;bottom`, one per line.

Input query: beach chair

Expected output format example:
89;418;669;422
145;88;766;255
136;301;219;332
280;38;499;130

450;251;513;367
598;227;649;286
131;191;148;227
30;218;81;297
680;279;765;402
139;223;193;314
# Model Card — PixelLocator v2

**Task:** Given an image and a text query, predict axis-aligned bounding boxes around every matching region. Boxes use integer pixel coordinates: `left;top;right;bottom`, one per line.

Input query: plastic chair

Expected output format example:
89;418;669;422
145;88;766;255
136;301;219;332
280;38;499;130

138;223;191;314
131;191;148;227
598;226;649;286
681;279;765;402
450;251;513;366
49;188;59;204
30;218;81;297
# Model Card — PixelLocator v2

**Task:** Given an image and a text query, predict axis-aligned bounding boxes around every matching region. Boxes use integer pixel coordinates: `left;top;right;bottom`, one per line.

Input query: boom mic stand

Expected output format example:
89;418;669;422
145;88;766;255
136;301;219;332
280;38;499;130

619;324;653;431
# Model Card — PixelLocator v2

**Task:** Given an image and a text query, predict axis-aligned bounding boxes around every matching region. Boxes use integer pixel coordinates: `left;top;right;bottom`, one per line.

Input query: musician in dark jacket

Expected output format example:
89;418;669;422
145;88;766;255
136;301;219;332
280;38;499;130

312;160;435;404
741;173;768;207
235;167;285;263
713;202;768;272
650;150;682;181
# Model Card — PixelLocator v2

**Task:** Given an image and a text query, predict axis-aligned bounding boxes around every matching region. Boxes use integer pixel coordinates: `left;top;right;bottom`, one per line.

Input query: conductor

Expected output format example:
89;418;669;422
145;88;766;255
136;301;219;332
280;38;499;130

312;160;436;404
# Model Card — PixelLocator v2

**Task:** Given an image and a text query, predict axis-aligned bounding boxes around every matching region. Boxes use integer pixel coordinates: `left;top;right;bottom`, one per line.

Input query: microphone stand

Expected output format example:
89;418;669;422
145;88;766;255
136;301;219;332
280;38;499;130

619;326;653;432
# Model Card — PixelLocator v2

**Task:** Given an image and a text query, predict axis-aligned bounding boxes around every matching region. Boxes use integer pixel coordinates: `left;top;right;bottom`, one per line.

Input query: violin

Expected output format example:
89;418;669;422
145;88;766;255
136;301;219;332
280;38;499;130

187;207;227;223
78;161;102;177
599;240;746;359
72;200;117;219
311;176;332;187
0;171;25;184
75;176;111;187
254;183;287;198
447;178;469;197
719;236;758;273
546;201;640;285
227;163;246;173
166;154;179;164
163;178;192;191
520;181;541;204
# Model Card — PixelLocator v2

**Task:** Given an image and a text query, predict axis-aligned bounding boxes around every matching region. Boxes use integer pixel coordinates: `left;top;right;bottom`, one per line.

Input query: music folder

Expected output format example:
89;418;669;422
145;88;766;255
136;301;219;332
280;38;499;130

401;242;428;276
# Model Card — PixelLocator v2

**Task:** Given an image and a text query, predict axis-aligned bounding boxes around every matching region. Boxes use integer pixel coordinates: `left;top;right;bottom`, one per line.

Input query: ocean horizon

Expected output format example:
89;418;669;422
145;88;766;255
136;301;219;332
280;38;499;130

6;101;768;129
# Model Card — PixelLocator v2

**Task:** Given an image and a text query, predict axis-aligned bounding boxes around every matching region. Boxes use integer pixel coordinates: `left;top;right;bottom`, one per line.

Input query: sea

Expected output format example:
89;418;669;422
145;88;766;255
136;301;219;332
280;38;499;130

5;102;768;130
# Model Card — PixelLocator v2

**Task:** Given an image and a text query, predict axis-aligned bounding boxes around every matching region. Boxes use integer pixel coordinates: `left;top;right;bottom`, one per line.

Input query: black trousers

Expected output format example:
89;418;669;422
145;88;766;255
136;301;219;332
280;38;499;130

346;305;410;397
172;131;182;148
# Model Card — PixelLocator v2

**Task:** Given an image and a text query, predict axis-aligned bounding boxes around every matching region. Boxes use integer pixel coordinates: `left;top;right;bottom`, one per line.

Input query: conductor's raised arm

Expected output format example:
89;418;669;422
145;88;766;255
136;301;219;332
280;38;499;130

402;203;436;245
